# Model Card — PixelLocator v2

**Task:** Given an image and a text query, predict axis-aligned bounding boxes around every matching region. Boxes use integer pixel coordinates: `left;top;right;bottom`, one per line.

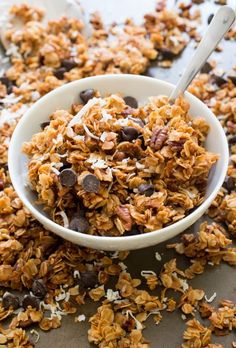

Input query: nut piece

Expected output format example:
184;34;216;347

116;205;132;231
150;127;168;151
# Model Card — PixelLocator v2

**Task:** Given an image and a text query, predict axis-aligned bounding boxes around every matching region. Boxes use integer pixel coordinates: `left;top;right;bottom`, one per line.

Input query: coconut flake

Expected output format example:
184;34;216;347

101;109;112;121
126;310;142;330
100;131;108;142
110;251;119;259
73;270;80;279
51;167;61;176
205;292;217;303
57;211;69;229
0;93;22;105
83;124;99;140
30;329;40;343
0;104;28;127
181;314;187;320
155;252;162;261
31;91;40;101
118;262;127;271
76;314;86;322
74;134;85;141
178;278;189;292
136;162;145;169
115;118;130;126
106;289;121;302
86;154;108;169
68;97;106;127
141;270;157;278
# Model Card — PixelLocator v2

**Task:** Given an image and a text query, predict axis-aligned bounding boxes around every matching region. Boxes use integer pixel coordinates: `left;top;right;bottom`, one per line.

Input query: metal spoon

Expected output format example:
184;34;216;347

169;6;235;102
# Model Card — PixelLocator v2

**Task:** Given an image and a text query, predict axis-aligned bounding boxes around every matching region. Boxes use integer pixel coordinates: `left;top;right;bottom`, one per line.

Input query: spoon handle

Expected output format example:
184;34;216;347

169;6;235;101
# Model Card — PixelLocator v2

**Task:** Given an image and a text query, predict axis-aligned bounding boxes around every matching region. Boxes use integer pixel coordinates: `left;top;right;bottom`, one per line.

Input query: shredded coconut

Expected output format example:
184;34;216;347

73;270;80;279
155;251;162;261
76;314;86;322
126;310;143;330
205;292;217;303
181;314;187;320
57;211;69;229
118;262;127;271
100;131;108;142
101;109;112;121
30;329;40;343
106;289;121;302
141;270;157;278
83;124;100;140
68;97;105;127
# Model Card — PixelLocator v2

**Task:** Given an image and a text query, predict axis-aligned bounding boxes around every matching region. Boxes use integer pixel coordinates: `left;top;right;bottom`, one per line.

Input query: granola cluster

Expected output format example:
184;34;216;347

0;2;235;348
22;91;218;236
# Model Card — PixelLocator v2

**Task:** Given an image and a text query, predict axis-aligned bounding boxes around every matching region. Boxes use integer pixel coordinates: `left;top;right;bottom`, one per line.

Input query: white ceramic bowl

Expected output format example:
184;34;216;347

8;75;229;251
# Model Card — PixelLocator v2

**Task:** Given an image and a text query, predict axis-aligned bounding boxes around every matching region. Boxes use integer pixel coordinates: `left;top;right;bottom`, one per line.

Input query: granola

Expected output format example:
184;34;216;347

22;93;218;236
0;2;234;348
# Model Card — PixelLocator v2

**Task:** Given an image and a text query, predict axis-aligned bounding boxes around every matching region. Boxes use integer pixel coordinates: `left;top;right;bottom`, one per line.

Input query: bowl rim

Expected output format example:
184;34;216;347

8;74;229;246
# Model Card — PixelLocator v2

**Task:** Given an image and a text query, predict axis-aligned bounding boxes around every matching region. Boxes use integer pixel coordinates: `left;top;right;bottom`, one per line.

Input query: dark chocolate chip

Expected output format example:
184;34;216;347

223;176;235;193
200;62;213;74
129;117;145;128
54;67;66;80
229;135;236;144
22;295;40;310
0;77;13;94
82;174;100;193
212;74;227;87
59;169;77;187
69;216;90;233
0;179;4;191
123;96;138;109
159;49;176;60
2;292;20;310
138;183;155;197
40;121;50;130
123;225;141;236
80;89;95;104
228;76;236;86
32;279;46;299
207;14;214;25
61;59;77;71
121;127;139;142
78;270;98;289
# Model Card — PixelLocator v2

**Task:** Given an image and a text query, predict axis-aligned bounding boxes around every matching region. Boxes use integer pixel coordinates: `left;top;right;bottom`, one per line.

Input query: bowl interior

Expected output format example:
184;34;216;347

8;75;228;250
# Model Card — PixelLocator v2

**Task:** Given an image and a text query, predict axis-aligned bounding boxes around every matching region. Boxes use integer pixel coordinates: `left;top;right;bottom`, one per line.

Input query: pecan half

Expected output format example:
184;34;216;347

116;205;132;231
168;139;186;151
150;127;168;151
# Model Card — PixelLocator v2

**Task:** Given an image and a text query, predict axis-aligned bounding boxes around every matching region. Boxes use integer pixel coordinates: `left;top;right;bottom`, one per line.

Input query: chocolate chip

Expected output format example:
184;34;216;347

0;77;13;94
212;74;227;87
138;183;155;197
82;174;100;193
61;59;77;71
229;135;236;144
228;76;236;86
22;295;40;310
159;49;176;60
207;14;214;25
54;67;66;80
80;89;95;104
129;117;145;128
40;121;50;130
2;292;20;310
32;279;46;299
0;179;4;191
123;225;141;236
78;270;98;289
200;62;213;74
121;127;139;142
223;176;235;193
59;169;77;187
69;216;90;233
123;96;138;109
